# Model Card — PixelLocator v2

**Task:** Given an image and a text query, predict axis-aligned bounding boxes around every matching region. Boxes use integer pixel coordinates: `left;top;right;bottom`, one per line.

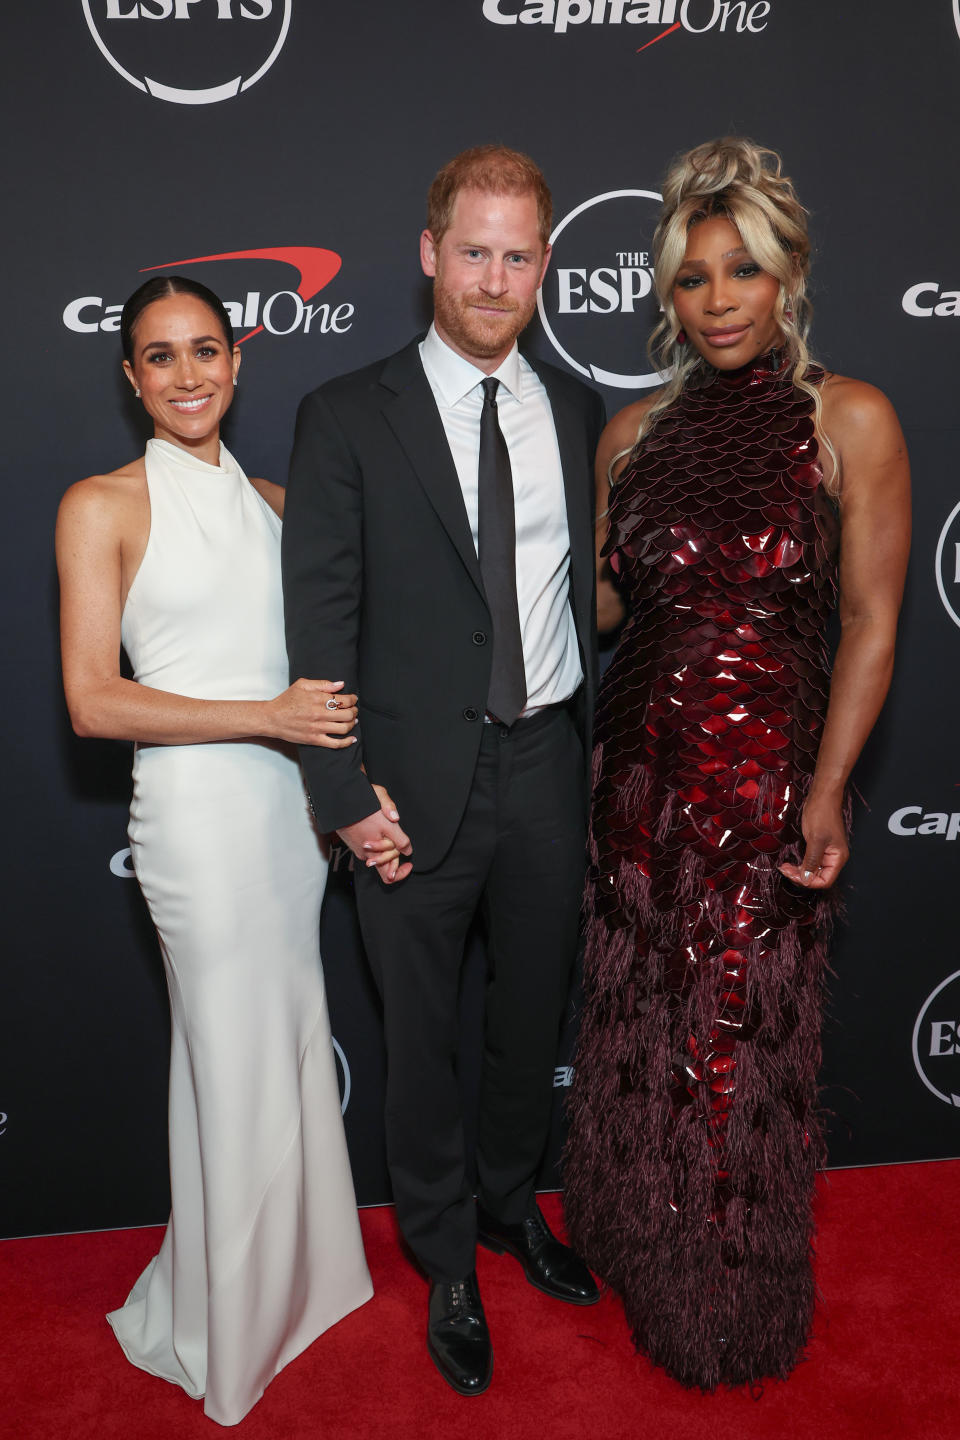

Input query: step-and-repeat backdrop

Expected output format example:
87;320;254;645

3;2;959;1238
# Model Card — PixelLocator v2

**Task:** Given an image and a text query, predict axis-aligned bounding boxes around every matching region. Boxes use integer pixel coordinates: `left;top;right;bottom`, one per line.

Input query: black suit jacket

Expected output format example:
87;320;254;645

282;336;605;871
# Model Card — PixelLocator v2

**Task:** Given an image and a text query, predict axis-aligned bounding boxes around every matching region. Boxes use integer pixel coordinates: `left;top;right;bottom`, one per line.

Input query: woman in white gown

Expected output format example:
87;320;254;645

56;276;383;1426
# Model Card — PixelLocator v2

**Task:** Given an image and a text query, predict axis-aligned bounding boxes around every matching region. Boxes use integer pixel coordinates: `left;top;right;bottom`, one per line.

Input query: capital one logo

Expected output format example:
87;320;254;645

888;806;960;842
901;282;960;318
482;0;772;42
64;246;353;345
913;970;960;1107
537;190;664;389
936;501;960;629
81;0;291;105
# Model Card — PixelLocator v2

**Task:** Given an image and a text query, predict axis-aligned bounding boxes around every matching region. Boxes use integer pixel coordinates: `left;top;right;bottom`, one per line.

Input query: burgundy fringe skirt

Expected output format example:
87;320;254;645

564;356;842;1389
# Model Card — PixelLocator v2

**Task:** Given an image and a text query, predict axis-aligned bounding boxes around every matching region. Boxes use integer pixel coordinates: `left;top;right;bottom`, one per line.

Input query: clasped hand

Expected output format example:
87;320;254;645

338;784;413;884
270;681;411;882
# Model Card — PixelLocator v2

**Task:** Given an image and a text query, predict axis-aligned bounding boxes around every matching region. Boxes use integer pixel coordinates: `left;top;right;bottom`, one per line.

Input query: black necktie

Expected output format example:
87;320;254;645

478;377;526;726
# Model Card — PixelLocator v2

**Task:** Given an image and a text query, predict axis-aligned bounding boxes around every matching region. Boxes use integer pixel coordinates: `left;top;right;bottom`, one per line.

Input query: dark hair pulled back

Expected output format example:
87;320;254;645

120;275;234;363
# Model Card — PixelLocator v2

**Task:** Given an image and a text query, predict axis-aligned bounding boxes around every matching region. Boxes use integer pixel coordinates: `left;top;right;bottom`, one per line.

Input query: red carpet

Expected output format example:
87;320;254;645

2;1162;958;1440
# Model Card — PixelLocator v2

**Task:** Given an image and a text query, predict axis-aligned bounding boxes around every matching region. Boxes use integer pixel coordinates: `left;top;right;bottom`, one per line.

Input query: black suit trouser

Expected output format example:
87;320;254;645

354;704;587;1283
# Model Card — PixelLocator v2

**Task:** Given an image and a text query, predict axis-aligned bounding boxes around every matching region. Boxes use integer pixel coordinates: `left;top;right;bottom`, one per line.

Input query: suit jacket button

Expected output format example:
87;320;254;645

462;706;479;722
471;630;487;646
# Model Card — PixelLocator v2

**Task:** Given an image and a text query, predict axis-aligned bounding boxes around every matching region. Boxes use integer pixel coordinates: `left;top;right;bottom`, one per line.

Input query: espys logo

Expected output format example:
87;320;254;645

64;246;354;345
936;501;960;629
81;0;291;105
537;189;663;389
913;970;960;1107
482;0;771;44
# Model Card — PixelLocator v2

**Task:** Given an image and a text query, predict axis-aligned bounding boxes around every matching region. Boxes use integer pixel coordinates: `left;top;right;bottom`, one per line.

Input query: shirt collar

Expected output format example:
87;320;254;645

421;323;523;406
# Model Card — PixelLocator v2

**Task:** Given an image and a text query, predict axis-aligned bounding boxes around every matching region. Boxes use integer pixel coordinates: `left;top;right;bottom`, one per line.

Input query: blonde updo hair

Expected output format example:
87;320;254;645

630;137;836;490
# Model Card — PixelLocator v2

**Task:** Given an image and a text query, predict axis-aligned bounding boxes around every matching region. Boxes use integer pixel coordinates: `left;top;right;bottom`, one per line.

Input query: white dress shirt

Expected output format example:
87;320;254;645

419;324;583;715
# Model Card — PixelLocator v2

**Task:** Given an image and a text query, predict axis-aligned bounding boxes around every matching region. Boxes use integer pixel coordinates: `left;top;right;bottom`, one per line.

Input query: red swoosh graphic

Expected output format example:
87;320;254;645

141;246;342;343
637;21;681;52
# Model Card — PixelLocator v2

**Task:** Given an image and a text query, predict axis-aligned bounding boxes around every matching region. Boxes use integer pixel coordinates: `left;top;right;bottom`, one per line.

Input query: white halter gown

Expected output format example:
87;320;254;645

108;437;372;1426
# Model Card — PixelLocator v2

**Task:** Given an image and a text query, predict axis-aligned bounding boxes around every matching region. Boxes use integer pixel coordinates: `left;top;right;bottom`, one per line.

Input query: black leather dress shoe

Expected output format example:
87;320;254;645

477;1204;601;1305
426;1271;493;1396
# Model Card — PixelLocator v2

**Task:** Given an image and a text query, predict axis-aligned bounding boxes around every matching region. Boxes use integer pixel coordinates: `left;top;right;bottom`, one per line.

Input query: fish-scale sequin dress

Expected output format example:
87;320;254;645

564;353;841;1390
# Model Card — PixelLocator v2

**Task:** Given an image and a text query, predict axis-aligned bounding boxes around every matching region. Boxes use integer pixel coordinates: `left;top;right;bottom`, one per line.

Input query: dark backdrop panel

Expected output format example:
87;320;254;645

3;1;959;1238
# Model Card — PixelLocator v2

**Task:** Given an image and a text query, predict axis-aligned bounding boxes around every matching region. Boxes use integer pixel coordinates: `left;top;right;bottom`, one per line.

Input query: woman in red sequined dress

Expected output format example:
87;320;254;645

564;139;910;1389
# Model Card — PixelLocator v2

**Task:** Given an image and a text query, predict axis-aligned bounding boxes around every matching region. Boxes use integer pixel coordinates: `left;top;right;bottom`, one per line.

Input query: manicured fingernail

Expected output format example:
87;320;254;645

388;810;399;821
351;736;358;743
803;870;812;880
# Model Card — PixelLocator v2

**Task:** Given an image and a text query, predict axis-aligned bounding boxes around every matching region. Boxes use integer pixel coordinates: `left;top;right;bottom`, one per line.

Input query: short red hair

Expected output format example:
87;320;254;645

426;144;553;248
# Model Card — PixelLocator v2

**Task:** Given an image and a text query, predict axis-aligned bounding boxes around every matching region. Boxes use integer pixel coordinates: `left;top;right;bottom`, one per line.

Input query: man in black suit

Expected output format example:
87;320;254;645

282;145;604;1395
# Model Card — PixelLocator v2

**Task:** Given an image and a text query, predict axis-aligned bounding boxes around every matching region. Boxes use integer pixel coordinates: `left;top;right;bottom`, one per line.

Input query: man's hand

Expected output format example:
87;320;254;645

338;788;412;884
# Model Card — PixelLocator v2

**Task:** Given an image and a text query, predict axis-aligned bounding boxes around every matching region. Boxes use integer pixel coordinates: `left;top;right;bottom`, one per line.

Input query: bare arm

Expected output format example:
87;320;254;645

249;474;287;518
594;397;658;633
56;475;358;748
779;379;911;889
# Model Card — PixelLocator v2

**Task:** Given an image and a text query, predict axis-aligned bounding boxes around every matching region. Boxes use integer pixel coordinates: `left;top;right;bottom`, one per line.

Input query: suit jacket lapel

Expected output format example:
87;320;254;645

379;341;485;598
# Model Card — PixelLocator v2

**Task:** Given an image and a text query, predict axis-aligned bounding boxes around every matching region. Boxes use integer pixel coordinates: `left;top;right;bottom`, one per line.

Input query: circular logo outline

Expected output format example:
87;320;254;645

935;498;960;630
81;0;292;105
912;968;960;1107
331;1036;351;1115
537;188;665;390
109;846;137;877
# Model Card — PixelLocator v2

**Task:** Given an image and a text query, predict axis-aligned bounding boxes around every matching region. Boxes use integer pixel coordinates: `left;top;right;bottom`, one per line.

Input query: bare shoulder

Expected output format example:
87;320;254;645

598;391;663;479
820;372;903;446
58;458;147;528
818;373;909;514
249;475;285;518
603;392;661;452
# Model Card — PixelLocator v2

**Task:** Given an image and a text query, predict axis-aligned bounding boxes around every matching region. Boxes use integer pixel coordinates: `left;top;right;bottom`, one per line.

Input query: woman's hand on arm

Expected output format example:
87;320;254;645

263;680;358;746
779;379;911;890
56;476;357;748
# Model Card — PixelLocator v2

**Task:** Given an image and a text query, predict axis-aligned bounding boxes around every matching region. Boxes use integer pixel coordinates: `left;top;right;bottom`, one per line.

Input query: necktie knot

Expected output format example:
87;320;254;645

481;376;500;407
